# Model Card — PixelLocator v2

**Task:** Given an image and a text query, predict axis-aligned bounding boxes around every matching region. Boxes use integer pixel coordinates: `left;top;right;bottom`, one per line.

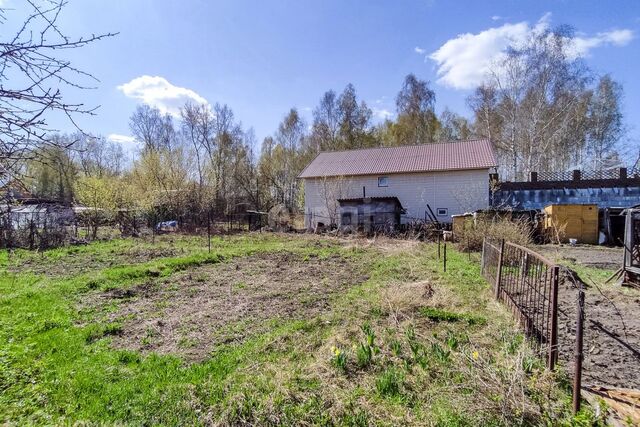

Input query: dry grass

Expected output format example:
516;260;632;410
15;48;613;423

456;217;534;252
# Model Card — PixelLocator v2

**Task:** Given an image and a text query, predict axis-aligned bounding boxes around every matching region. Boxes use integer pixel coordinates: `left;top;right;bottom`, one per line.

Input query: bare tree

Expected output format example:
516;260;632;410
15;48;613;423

468;26;612;180
586;75;624;170
0;1;116;187
317;175;351;227
309;90;340;152
395;74;438;144
129;105;176;152
337;84;374;149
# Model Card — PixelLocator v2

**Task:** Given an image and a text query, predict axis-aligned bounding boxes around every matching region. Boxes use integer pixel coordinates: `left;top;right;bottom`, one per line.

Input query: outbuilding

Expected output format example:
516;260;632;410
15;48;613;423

298;139;497;230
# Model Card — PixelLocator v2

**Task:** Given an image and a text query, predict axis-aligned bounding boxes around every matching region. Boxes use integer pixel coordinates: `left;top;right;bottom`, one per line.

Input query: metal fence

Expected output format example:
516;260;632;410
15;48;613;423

535;169;626;182
481;238;584;413
482;239;560;367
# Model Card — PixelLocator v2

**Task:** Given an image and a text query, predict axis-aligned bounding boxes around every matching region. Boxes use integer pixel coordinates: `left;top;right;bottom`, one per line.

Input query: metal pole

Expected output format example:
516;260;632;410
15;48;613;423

548;265;559;370
495;239;505;299
573;286;585;414
443;242;447;272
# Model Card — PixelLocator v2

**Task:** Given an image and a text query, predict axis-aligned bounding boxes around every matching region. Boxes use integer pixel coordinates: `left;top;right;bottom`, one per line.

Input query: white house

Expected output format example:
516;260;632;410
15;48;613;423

298;139;497;230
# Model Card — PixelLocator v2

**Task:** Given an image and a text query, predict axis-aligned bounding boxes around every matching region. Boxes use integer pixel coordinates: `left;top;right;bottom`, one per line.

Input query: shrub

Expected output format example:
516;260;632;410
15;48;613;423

455;216;533;252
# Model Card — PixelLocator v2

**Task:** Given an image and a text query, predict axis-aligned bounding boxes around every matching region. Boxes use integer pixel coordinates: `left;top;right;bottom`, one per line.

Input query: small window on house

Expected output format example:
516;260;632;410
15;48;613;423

378;176;388;187
437;208;448;216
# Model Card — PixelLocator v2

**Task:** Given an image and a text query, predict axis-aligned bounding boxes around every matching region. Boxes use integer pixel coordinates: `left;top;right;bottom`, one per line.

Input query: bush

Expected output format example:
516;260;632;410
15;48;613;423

455;216;532;252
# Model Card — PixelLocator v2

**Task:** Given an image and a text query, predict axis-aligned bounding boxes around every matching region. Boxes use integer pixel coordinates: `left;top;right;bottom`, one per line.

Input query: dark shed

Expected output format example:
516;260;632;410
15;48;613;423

337;197;405;233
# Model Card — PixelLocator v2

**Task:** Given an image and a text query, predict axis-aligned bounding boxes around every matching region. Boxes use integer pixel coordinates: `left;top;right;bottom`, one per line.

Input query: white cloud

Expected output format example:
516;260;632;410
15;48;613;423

107;134;136;145
568;29;634;58
372;108;393;121
414;46;426;54
491;15;503;21
107;134;141;156
428;14;634;90
117;75;208;117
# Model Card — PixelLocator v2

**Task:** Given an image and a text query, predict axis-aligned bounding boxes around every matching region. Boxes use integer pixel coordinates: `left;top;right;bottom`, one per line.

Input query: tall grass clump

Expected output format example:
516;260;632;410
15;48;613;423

456;216;533;252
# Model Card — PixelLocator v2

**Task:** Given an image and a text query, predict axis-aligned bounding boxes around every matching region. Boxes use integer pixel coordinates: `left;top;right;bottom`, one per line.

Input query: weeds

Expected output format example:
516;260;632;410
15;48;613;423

420;307;486;325
430;342;451;364
376;368;403;398
330;346;347;372
355;342;373;368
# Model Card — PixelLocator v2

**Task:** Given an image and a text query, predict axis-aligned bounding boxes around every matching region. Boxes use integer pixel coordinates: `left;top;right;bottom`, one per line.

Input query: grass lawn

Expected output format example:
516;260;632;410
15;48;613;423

0;234;597;425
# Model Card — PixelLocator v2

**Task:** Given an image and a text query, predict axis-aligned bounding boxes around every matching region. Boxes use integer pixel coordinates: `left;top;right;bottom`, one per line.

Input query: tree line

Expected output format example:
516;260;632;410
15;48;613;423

1;2;629;226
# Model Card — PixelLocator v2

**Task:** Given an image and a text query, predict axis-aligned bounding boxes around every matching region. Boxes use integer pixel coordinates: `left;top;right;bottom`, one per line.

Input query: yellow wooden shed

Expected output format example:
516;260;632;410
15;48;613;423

543;204;599;244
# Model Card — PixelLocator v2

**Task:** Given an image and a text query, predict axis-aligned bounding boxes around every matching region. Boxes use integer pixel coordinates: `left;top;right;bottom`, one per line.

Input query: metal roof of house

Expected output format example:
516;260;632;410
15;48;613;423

298;139;497;178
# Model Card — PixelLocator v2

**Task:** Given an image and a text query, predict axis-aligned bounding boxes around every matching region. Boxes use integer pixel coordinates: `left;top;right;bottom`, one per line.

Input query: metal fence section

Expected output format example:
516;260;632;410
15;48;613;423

481;238;585;413
482;238;560;368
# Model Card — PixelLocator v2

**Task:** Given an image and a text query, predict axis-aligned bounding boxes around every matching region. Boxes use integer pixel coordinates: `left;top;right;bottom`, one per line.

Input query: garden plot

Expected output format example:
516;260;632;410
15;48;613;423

556;278;640;389
101;251;369;360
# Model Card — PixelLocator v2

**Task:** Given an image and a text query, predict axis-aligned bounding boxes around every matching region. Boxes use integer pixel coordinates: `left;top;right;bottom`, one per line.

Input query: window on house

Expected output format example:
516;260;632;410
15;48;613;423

437;208;448;216
378;176;388;187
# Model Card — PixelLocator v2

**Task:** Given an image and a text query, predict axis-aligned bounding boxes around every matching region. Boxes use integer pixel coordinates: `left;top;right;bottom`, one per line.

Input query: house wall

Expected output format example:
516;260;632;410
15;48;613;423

303;169;490;229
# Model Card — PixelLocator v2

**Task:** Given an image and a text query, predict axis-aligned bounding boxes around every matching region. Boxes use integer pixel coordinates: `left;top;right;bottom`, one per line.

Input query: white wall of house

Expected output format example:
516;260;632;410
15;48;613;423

303;168;490;228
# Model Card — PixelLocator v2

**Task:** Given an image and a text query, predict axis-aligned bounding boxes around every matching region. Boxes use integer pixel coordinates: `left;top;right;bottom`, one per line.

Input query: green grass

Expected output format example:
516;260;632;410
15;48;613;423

420;307;487;325
0;234;594;425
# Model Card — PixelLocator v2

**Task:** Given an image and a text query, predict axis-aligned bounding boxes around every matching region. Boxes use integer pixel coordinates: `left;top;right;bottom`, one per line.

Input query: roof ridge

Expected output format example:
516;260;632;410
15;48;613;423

316;139;490;155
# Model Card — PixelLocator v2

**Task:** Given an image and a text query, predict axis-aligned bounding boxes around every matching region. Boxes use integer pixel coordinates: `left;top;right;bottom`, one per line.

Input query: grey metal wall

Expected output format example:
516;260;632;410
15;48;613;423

493;186;640;210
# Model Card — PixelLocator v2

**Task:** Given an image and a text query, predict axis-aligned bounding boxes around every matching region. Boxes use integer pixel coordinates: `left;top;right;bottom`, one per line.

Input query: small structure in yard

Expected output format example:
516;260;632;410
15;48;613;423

543;204;599;245
337;196;405;233
0;202;75;249
611;207;640;286
298;139;497;231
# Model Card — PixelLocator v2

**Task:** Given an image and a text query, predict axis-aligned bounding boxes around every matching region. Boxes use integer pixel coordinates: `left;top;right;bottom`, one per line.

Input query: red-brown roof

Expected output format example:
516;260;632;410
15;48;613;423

298;139;497;178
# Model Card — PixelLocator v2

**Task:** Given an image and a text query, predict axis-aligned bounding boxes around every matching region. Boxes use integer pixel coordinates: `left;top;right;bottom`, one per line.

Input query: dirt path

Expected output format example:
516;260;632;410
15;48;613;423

537;245;623;270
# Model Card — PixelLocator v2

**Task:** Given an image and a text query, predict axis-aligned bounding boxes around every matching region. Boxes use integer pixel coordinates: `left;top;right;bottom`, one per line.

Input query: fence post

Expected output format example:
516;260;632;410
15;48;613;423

437;232;441;259
207;209;211;253
443;242;447;272
573;286;585;414
481;238;486;275
495;239;505;299
548;265;559;370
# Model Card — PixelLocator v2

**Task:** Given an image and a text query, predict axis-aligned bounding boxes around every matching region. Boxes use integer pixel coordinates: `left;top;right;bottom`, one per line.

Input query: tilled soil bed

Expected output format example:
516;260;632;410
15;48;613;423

99;251;368;361
556;279;640;389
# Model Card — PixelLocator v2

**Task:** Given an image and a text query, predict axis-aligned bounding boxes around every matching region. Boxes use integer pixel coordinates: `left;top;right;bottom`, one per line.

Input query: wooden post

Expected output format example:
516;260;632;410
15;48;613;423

207;209;211;253
437;232;441;259
495;239;505;299
548;265;559;370
481;238;486;275
443;243;447;272
573;286;585;414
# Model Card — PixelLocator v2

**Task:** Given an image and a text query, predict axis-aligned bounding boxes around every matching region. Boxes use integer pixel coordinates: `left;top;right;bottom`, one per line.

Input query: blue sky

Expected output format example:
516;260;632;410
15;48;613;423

4;0;640;156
